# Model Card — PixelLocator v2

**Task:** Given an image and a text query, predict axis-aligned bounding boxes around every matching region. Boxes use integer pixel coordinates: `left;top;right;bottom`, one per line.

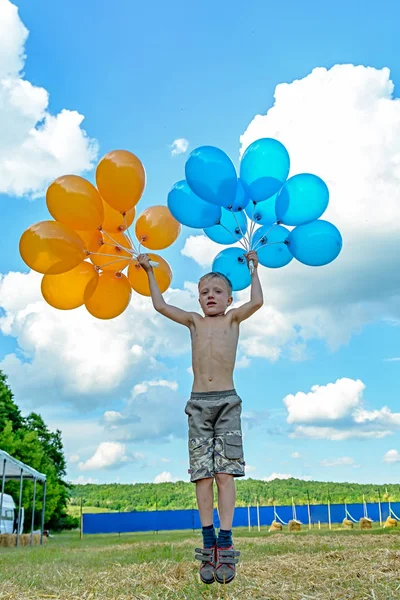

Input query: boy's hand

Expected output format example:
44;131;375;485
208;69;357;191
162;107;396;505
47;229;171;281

137;253;153;273
245;250;259;269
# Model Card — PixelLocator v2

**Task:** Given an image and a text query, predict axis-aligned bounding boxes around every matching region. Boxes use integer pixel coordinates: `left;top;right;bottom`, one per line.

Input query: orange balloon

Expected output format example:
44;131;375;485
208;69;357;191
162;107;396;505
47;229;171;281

128;253;172;296
96;150;145;213
84;271;132;319
47;175;104;231
135;206;181;250
102;200;135;233
20;221;87;275
77;229;103;253
90;232;133;271
41;262;98;310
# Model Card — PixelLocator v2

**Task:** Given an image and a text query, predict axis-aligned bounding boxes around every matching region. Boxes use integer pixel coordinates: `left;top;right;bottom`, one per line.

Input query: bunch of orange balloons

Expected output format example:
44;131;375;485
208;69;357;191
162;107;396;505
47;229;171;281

19;150;181;319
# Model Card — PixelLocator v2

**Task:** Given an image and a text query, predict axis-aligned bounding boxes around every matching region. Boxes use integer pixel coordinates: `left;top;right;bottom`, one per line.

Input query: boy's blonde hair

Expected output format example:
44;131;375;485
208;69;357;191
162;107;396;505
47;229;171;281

198;272;233;296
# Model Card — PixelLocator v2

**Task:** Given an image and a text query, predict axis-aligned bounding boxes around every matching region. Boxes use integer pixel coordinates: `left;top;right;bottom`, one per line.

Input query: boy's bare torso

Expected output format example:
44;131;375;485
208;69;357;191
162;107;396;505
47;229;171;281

189;311;239;392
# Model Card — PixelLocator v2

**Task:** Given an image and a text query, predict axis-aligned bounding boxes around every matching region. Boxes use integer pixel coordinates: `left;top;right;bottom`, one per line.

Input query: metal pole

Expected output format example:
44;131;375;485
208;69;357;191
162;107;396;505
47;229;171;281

40;480;47;545
0;458;6;534
16;468;23;547
328;499;331;530
377;489;383;526
80;497;83;540
30;478;37;546
257;502;260;532
307;490;311;530
247;505;251;532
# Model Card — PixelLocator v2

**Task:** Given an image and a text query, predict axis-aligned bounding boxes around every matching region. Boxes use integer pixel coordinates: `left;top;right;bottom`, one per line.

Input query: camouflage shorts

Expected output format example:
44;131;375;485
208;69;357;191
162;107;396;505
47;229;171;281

184;389;245;483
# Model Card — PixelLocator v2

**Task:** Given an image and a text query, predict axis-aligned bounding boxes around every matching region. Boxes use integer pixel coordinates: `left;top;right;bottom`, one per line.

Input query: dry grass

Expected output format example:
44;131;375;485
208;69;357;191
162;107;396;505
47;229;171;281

0;528;400;599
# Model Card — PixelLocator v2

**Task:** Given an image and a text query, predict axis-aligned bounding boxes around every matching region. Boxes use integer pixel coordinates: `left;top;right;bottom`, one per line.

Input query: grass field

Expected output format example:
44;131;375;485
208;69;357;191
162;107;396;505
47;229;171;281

1;526;400;599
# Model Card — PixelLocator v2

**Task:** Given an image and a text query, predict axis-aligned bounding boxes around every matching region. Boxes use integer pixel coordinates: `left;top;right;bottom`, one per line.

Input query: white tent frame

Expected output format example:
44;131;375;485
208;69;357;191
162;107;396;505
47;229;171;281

0;449;47;547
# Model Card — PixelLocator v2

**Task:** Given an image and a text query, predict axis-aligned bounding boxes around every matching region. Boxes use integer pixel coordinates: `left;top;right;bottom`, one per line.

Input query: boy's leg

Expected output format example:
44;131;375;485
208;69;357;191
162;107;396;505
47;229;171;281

196;477;214;527
214;473;236;530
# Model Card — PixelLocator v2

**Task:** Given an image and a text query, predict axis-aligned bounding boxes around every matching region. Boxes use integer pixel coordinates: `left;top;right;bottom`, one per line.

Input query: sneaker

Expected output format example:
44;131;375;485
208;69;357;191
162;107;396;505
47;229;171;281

194;546;216;584
215;545;240;585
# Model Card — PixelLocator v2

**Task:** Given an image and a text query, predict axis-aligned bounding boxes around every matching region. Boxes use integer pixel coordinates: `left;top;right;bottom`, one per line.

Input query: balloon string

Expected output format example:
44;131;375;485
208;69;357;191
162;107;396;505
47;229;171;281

97;258;132;270
230;211;249;251
248;203;257;250
251;223;280;252
101;229;135;255
123;215;139;254
89;251;131;260
218;222;248;250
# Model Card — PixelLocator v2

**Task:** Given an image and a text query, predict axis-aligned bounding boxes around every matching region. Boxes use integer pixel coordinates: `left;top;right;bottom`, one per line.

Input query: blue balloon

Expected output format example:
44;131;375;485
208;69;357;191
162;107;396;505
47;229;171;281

251;224;292;268
212;247;251;291
287;220;342;266
204;208;247;245
230;179;250;212
240;138;290;202
185;146;238;208
245;197;277;225
168;180;221;228
276;173;329;226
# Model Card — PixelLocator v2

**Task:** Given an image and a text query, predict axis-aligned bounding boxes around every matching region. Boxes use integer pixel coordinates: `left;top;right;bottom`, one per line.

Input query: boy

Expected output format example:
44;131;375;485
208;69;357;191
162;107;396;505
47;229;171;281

138;250;263;584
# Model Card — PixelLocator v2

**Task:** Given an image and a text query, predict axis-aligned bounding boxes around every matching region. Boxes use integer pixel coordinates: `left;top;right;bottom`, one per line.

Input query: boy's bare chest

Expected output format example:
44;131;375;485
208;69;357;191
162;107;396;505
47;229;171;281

191;318;239;350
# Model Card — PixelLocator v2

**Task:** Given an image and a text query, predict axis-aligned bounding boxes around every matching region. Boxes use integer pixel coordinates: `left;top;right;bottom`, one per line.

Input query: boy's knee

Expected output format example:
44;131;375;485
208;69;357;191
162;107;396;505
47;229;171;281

215;472;234;487
196;476;214;488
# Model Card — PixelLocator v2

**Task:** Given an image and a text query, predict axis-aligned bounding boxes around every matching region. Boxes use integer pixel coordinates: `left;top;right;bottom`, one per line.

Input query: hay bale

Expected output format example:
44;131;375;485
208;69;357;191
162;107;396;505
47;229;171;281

342;518;354;529
360;517;373;530
0;534;16;547
384;517;398;528
288;519;301;532
0;533;44;547
269;520;283;532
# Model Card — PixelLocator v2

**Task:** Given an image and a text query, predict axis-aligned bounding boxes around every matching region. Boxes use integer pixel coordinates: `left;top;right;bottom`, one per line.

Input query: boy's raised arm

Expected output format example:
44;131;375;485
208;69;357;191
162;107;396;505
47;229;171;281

231;250;263;323
138;254;195;328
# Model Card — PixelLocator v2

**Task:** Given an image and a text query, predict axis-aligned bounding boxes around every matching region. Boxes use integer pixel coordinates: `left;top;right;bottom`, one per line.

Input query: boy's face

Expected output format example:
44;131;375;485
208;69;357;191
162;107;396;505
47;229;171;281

198;277;233;316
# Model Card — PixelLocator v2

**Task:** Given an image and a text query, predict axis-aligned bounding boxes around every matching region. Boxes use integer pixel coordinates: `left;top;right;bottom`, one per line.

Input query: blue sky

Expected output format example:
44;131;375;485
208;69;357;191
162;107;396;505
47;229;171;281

0;0;399;487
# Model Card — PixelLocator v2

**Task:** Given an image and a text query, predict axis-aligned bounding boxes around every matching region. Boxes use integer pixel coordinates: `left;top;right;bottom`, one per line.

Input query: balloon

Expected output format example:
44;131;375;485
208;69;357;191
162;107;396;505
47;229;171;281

212;247;251;292
240;138;290;201
46;175;104;231
287;220;343;266
252;224;292;268
77;230;103;253
90;232;133;271
128;253;172;296
245;197;277;225
275;173;329;226
96;150;146;213
135;206;181;250
41;262;98;310
102;200;135;233
167;180;221;228
19;220;87;275
204;208;247;245
84;271;132;319
185;146;237;208
230;179;250;212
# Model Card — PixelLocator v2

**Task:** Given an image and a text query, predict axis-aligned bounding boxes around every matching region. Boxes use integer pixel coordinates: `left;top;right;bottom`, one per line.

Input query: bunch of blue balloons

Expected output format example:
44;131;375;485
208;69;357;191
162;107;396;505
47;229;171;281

168;138;342;291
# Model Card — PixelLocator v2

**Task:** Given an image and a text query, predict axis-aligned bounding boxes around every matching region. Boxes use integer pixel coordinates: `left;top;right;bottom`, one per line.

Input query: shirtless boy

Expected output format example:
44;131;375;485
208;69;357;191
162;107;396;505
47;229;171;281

138;250;263;584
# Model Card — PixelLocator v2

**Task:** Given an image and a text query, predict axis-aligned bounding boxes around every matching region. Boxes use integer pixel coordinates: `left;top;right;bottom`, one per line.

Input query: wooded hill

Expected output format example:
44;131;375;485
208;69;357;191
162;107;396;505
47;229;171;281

70;479;399;512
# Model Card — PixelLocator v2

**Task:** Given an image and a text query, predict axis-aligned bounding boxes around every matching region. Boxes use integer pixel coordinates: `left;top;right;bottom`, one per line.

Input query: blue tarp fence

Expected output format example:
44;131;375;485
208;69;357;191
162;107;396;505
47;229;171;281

82;501;399;535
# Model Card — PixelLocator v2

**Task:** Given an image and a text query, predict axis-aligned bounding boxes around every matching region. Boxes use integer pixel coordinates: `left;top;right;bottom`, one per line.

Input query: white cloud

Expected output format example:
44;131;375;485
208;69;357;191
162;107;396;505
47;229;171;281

153;471;178;483
79;442;131;471
284;378;400;440
383;449;400;464
284;378;365;424
320;457;357;467
132;379;178;397
161;457;171;463
291;452;301;459
236;356;250;369
170;138;189;156
70;475;99;485
68;454;80;464
0;0;97;197
384;357;400;362
181;235;225;268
